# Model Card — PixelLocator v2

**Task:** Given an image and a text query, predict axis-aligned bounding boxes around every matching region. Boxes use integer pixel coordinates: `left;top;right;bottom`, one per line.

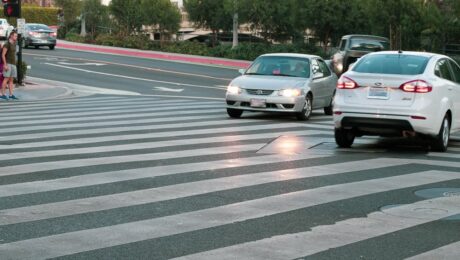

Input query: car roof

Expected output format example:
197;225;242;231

342;34;389;41
364;51;441;59
259;53;321;59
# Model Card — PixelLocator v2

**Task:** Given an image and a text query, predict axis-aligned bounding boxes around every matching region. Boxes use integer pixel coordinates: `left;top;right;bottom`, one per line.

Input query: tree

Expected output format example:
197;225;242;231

109;0;143;36
54;0;82;36
81;0;109;39
141;0;181;45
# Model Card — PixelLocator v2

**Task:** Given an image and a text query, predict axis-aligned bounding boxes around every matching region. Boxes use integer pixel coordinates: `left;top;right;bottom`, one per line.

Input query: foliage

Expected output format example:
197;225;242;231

141;0;181;43
109;0;143;35
65;33;87;43
16;60;27;84
55;0;82;36
82;0;110;39
0;6;59;26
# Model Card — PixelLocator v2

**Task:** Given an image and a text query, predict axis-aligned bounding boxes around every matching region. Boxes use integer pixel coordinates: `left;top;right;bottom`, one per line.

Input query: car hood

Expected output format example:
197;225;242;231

230;75;308;90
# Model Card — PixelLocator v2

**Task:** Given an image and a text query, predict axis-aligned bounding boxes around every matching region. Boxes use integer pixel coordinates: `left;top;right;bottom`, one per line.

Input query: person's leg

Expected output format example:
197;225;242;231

7;77;14;97
8;65;17;99
1;78;8;99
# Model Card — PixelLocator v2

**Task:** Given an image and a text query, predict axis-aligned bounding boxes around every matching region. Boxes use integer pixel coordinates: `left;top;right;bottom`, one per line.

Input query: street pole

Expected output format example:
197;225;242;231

17;0;23;86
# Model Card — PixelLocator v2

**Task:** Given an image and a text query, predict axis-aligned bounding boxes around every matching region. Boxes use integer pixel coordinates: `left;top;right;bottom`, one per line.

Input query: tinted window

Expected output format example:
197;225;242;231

317;59;332;76
339;39;347;51
27;24;51;31
435;59;454;82
448;60;460;84
246;56;311;78
352;54;429;75
349;38;389;51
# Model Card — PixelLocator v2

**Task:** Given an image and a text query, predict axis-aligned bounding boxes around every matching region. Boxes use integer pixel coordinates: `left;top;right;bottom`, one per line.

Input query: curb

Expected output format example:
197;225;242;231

56;40;252;69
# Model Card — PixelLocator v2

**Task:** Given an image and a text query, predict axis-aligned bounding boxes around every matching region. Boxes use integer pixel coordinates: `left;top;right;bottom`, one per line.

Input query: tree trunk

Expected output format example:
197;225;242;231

232;12;238;49
80;15;86;37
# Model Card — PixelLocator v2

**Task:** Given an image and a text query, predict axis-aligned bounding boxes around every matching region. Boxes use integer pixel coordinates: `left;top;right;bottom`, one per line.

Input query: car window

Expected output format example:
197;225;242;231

317;59;332;77
352;54;429;75
435;59;455;82
339;39;347;51
349;38;389;51
245;56;310;78
448;60;460;84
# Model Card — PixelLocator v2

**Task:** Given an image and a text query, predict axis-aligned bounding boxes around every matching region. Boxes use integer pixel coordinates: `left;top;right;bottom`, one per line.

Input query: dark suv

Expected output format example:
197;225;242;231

332;35;389;76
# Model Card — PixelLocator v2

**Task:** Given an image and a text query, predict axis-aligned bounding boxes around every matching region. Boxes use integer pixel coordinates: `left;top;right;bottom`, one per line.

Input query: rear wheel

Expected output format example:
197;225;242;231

335;127;355;148
34;46;39;49
431;115;450;152
227;108;243;118
296;94;312;121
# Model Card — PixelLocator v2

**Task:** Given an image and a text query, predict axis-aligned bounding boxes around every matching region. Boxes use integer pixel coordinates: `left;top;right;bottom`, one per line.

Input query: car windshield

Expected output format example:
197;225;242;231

349;38;389;51
245;56;311;78
27;24;51;31
352;54;429;75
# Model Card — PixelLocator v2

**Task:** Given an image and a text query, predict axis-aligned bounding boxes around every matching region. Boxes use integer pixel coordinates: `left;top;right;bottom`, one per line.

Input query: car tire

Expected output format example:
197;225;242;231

296;94;313;121
49;45;55;50
335;127;355;148
227;108;243;118
35;46;39;49
431;115;450;152
324;92;335;116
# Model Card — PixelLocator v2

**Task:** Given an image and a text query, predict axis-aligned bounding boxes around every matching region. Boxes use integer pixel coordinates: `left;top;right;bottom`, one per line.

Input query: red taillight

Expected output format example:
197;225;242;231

399;80;432;93
334;111;342;115
337;76;359;89
411;116;426;120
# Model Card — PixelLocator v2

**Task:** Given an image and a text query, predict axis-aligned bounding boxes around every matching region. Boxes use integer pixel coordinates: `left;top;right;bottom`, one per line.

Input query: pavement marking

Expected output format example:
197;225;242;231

142;94;225;101
0;151;331;198
57;62;106;66
1;170;458;260
407;241;460;260
153;86;184;92
44;63;228;90
175;191;460;260
0;158;408;225
26;52;235;81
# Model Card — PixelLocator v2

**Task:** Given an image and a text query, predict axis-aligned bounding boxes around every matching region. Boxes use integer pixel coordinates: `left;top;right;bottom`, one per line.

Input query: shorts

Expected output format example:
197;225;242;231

3;64;17;78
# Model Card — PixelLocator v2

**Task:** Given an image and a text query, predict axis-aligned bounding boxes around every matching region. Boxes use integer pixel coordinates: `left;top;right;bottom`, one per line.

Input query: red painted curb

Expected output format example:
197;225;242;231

56;42;251;69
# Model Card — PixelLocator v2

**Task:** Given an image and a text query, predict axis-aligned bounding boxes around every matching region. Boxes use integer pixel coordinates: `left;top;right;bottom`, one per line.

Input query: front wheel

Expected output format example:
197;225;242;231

335;127;355;148
296;94;313;121
227;108;243;118
431;115;450;152
49;45;55;50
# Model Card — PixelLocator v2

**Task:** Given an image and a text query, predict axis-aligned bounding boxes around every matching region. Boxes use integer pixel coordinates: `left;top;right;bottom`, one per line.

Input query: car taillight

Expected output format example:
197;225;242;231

399;80;432;93
337;76;359;89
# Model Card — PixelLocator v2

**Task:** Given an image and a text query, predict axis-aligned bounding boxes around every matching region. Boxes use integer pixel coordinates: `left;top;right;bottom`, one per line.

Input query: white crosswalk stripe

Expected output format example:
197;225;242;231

0;96;459;260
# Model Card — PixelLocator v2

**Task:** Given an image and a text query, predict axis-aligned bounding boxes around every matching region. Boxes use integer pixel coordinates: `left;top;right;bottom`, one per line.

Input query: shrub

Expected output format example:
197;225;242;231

1;6;59;26
65;33;86;43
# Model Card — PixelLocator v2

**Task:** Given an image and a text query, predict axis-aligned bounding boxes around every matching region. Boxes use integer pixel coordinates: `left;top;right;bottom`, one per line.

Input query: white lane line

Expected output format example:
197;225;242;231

153;86;184;92
44;63;227;90
0;108;224;127
407;241;460;260
0;129;316;161
0;158;408;225
3;120;305;142
1;170;458;260
0;144;263;177
176;192;460;260
428;152;460;158
142;94;225;101
0;151;331;198
26;53;234;81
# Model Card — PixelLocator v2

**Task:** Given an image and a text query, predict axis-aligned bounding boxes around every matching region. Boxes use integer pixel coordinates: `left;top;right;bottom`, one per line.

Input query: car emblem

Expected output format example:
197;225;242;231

256;89;264;95
374;82;382;87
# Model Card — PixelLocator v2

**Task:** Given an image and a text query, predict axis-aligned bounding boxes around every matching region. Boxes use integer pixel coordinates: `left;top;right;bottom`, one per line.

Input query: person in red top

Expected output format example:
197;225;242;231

1;31;18;100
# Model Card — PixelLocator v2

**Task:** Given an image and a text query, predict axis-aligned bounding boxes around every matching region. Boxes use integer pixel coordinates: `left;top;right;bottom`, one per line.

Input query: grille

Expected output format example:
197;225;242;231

246;89;274;96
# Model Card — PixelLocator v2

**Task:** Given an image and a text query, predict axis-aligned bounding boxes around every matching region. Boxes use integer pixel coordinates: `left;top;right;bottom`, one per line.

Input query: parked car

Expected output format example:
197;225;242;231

226;53;337;120
22;23;57;50
332;35;389;76
0;19;13;39
333;51;460;152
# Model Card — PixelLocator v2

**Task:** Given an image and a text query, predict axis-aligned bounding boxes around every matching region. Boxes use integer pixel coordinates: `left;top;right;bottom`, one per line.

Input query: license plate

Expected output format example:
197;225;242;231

368;87;389;99
250;98;266;108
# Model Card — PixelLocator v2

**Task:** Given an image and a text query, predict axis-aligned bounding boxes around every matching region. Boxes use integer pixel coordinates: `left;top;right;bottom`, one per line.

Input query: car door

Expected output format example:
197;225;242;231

317;59;336;107
310;59;326;108
435;59;459;130
447;59;460;130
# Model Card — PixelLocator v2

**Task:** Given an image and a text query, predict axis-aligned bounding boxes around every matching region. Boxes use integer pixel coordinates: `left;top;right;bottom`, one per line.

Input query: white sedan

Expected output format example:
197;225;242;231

226;53;337;120
333;51;460;152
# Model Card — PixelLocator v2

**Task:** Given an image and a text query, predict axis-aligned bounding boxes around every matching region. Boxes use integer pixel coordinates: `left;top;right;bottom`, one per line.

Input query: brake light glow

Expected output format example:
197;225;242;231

399;80;432;93
337;76;359;89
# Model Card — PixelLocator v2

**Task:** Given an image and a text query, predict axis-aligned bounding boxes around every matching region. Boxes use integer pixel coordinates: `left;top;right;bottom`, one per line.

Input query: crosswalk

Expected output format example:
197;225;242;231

0;95;459;260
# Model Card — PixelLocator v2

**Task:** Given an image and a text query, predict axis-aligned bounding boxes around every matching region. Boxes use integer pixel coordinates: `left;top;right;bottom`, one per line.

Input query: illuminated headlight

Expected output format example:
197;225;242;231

227;85;241;95
278;89;302;97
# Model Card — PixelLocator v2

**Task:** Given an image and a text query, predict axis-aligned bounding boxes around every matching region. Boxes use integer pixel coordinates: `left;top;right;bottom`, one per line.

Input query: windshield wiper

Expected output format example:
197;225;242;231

272;73;298;77
244;72;265;75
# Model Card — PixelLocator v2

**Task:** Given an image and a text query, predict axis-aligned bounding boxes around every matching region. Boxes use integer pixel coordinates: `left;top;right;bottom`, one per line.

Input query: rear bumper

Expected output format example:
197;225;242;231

26;38;56;46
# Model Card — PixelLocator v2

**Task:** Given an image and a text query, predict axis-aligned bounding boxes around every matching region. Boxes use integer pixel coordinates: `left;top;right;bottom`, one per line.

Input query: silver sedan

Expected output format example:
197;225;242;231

226;53;338;120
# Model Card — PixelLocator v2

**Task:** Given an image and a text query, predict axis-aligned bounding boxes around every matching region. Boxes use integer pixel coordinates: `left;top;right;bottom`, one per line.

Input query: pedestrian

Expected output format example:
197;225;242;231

1;30;18;100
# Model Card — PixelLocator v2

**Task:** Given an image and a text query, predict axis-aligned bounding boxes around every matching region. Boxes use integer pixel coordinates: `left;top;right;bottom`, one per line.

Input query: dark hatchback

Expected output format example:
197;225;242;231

23;23;57;50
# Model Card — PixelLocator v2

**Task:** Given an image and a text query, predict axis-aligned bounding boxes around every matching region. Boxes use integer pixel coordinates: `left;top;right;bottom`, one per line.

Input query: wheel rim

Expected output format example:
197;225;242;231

442;118;450;148
303;97;312;117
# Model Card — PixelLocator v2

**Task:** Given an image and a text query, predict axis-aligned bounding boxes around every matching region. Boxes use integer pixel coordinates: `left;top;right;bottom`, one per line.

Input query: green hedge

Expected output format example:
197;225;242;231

0;6;58;26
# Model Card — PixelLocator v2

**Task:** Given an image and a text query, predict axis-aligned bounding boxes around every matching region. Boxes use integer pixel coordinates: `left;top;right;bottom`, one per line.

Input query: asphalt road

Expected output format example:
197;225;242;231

0;47;458;259
23;48;240;99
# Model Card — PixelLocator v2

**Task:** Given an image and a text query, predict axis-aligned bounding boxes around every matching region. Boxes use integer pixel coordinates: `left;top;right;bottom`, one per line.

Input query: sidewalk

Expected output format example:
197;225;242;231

56;40;252;68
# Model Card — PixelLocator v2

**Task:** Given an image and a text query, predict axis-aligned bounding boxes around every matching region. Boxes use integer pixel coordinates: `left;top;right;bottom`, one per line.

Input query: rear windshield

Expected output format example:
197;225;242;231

26;24;51;31
352;54;429;75
349;38;389;51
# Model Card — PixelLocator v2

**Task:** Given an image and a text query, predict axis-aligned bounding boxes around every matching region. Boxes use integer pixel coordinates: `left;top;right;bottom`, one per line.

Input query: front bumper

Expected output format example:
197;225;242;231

226;93;305;113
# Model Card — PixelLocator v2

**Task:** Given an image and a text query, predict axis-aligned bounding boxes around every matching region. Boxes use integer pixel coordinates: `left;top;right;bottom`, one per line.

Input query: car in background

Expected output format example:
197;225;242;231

0;19;13;39
332;35;389;76
333;51;460;152
226;53;337;120
22;23;57;50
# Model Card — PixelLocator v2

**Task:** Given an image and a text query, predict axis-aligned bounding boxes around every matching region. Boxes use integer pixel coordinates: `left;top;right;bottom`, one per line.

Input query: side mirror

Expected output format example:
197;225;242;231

238;69;246;75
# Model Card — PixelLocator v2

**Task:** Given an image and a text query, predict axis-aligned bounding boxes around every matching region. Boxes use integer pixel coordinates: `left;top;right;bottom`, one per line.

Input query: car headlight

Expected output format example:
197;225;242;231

227;85;241;95
278;89;302;97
